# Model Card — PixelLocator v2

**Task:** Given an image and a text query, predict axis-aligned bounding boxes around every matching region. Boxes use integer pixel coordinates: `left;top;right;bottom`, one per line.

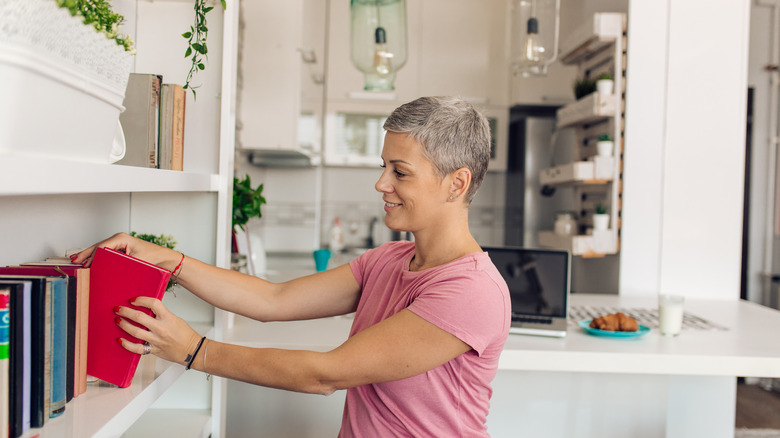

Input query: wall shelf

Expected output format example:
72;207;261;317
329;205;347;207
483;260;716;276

0;155;218;195
559;13;624;65
538;13;626;260
556;92;615;129
538;231;618;257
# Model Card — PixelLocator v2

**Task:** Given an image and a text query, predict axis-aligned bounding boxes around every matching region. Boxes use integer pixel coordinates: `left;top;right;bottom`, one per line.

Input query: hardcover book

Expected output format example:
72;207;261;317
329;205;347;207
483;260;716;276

1;286;9;438
45;277;67;419
158;83;186;171
117;73;163;168
87;248;171;388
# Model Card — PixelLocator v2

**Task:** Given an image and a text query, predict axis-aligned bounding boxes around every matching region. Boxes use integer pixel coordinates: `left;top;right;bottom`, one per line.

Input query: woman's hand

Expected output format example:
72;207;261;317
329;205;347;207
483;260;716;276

70;232;180;271
114;296;202;366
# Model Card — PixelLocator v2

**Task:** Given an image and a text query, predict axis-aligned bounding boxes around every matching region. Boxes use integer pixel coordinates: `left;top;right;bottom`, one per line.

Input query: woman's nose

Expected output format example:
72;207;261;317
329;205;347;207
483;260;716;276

375;171;392;193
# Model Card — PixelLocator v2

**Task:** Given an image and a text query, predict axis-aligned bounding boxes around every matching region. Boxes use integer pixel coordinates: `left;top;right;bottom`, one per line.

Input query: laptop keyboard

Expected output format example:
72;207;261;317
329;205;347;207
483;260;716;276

568;305;728;330
512;315;554;325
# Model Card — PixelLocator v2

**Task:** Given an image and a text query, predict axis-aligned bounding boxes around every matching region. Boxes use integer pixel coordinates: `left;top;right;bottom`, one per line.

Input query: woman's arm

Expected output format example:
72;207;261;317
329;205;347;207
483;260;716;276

73;232;361;321
117;297;471;395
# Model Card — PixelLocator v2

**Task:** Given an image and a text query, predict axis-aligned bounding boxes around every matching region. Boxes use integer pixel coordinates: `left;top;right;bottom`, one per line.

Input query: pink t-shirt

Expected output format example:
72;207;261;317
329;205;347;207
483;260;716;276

340;241;511;437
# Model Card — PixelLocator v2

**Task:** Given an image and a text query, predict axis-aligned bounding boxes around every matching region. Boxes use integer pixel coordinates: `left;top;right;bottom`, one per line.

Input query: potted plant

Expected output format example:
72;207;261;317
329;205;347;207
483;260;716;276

593;203;610;231
574;77;596;100
232;174;267;274
596;133;614;157
596;72;614;96
1;0;134;163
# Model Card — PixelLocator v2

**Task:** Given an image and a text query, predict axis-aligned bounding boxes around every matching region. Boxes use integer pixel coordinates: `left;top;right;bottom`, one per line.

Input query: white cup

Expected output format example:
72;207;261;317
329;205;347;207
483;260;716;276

658;294;685;336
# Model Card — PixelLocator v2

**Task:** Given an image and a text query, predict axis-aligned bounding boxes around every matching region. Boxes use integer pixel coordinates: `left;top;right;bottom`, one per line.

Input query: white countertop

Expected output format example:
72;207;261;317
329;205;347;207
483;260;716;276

224;293;780;378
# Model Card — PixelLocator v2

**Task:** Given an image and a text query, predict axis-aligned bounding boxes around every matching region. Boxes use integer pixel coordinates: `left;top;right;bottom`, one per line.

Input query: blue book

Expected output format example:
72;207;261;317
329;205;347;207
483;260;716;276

47;277;67;418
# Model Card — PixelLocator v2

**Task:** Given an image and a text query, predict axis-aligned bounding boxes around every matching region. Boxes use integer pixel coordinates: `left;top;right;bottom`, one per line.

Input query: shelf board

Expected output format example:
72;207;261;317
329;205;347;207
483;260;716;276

21;324;214;438
0;154;218;195
559;13;625;65
556;92;616;129
538;230;618;256
122;409;212;438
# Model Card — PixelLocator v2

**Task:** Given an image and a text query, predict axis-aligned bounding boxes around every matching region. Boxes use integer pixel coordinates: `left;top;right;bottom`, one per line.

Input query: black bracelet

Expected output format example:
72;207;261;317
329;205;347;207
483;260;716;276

185;336;206;370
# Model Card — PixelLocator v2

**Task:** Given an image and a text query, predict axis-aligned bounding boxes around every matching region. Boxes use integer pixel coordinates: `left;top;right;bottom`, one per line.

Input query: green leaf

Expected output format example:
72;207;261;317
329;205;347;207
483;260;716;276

185;46;192;57
182;31;192;38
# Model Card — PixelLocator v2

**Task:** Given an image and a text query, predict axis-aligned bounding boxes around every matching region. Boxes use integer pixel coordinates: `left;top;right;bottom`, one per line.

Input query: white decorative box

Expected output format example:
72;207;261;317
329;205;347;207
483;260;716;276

0;0;133;164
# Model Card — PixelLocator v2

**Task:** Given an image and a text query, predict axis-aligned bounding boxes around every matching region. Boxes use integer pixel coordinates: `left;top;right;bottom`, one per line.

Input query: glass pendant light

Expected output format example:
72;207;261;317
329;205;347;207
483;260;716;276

350;0;408;91
511;0;560;77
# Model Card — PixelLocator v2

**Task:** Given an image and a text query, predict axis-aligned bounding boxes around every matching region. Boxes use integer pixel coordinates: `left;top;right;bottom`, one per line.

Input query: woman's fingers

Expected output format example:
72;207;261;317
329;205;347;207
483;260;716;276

117;337;151;356
70;232;133;267
114;298;201;365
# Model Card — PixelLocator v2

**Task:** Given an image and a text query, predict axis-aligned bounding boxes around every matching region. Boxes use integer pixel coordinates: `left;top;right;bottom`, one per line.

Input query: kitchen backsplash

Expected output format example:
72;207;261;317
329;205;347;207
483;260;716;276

236;159;506;252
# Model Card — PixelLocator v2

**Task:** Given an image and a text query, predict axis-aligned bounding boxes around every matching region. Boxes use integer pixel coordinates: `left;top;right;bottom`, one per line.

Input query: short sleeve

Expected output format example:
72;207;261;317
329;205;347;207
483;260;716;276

407;271;507;356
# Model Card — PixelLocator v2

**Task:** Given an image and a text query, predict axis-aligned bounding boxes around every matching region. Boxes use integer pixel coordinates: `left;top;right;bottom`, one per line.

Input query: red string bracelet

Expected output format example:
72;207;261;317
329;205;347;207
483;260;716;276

172;252;185;276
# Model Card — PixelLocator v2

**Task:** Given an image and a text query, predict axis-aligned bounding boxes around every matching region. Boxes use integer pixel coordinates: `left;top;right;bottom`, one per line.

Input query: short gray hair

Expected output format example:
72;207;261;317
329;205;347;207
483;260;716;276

383;96;491;204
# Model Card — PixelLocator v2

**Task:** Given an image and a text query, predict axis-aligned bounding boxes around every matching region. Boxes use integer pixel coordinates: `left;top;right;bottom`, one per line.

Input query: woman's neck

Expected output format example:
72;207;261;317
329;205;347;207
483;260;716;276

409;219;481;271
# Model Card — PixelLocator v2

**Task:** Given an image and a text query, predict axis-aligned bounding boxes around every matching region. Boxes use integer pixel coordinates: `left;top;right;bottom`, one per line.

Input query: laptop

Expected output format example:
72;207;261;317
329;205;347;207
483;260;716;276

484;246;571;337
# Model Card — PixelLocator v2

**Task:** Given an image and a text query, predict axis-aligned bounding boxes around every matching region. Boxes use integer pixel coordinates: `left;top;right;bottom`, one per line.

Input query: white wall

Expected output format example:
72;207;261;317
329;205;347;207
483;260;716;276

620;0;751;300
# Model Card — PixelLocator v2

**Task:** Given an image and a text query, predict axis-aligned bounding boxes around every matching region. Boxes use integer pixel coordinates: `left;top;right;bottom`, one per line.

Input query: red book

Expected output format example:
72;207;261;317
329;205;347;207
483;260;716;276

87;248;171;388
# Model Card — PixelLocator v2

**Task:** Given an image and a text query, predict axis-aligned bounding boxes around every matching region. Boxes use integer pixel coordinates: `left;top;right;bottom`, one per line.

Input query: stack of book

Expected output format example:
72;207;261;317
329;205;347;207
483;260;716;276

117;73;186;171
0;248;170;438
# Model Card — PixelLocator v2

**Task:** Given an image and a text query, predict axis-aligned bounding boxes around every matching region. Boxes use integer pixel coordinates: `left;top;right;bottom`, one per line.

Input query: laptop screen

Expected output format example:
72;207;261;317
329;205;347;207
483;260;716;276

485;247;570;318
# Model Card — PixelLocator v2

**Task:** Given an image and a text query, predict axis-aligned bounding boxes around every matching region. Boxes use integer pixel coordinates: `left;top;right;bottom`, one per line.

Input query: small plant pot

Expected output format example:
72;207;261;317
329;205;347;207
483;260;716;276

596;79;614;96
596;140;613;157
593;214;610;231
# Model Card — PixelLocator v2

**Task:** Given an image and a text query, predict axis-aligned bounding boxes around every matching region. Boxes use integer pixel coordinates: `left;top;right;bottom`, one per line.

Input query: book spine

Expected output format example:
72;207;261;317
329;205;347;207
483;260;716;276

48;279;67;418
21;284;31;434
1;288;9;438
77;269;89;396
148;74;162;168
65;277;76;402
171;84;186;171
29;280;44;429
42;281;51;421
159;84;174;170
8;284;24;438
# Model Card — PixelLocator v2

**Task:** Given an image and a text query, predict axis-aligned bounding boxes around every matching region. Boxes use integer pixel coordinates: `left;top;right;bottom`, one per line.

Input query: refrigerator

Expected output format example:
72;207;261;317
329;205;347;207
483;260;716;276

504;106;575;248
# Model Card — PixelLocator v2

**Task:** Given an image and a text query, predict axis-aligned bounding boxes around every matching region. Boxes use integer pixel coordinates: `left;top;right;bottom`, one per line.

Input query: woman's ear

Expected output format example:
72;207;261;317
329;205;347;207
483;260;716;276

448;168;472;201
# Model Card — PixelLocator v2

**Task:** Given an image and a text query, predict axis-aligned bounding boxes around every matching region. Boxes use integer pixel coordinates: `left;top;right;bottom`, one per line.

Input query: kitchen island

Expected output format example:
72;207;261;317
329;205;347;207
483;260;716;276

224;267;780;437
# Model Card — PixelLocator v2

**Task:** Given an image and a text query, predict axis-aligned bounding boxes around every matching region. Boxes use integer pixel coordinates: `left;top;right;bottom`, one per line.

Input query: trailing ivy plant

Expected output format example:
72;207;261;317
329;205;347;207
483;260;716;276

56;0;135;52
182;0;227;99
130;232;178;291
232;174;266;233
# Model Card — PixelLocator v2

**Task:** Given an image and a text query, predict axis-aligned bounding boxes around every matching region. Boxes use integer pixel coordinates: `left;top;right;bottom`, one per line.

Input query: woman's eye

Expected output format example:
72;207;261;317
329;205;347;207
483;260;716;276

380;163;386;169
394;170;406;177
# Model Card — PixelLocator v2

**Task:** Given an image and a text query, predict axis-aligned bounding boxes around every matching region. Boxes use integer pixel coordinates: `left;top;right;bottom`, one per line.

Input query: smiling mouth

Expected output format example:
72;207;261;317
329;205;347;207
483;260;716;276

385;202;401;208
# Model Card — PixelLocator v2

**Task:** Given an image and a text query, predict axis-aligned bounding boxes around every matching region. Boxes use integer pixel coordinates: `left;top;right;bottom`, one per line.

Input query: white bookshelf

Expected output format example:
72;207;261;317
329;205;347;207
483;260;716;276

1;0;238;436
0;156;218;195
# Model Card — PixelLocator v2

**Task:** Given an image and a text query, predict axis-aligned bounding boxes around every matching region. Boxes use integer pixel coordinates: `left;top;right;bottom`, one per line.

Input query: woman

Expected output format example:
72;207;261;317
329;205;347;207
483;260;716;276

73;96;511;437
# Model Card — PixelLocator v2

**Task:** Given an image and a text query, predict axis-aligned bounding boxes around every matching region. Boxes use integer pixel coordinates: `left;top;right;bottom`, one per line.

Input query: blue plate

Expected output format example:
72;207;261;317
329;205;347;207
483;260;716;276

578;319;651;338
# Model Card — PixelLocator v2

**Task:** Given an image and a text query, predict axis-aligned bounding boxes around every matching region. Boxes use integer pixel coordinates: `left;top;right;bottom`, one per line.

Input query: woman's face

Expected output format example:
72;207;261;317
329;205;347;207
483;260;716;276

375;131;449;232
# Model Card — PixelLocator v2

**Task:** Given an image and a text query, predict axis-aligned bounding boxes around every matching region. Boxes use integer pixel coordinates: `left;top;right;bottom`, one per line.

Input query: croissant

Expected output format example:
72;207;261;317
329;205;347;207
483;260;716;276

589;312;639;332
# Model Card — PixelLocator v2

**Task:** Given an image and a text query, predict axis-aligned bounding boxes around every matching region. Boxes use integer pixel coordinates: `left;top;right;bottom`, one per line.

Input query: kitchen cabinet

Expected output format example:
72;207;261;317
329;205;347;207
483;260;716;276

1;1;237;436
537;12;625;257
236;0;302;153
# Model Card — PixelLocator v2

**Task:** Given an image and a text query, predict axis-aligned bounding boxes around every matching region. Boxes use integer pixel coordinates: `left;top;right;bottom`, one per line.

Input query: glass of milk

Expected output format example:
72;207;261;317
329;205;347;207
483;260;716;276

658;294;685;336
